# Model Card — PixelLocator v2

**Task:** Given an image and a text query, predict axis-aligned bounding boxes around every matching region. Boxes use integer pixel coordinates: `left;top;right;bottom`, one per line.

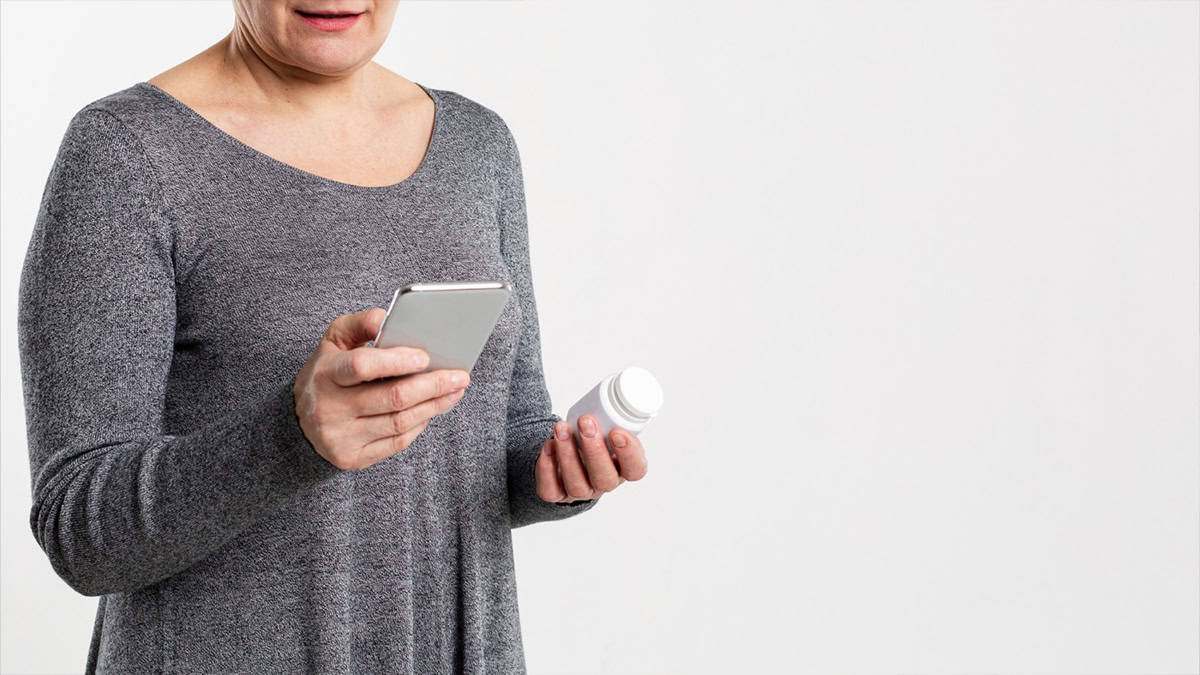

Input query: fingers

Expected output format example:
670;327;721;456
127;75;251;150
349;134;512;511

323;307;387;351
574;415;623;494
329;346;433;387
353;368;469;416
553;420;595;502
298;307;468;472
610;428;649;481
358;387;466;443
535;439;568;502
358;418;430;466
537;418;649;503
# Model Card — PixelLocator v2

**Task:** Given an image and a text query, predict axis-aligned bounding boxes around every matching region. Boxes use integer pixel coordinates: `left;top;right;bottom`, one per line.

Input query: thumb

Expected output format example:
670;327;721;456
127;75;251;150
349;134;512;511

323;306;387;351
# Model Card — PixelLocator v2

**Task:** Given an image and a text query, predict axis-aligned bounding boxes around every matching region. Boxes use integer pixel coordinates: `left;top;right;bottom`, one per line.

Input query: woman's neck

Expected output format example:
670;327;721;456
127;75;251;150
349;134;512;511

216;28;382;116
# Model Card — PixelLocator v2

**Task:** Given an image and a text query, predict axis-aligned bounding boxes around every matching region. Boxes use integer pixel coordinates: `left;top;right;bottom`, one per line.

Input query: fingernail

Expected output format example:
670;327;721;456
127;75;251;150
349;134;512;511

555;422;569;441
613;432;627;448
580;416;596;438
451;372;468;387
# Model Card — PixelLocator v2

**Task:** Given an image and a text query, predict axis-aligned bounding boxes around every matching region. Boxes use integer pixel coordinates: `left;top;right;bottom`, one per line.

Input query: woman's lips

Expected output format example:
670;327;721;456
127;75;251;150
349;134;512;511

295;10;363;31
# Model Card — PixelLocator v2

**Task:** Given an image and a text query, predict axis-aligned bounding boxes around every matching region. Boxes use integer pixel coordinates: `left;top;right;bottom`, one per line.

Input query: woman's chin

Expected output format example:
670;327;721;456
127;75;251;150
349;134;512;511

285;46;373;77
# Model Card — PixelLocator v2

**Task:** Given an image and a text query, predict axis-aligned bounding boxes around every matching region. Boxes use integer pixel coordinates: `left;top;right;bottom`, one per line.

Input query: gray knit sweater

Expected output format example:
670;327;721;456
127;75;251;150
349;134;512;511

17;81;595;674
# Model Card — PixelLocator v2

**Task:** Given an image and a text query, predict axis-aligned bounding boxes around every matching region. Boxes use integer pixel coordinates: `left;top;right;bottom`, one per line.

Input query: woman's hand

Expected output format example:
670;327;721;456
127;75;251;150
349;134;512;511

293;307;470;471
535;414;649;503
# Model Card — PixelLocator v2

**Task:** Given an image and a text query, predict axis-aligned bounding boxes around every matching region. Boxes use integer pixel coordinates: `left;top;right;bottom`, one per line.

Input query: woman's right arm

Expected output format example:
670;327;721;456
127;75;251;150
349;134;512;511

19;106;474;598
17;107;351;597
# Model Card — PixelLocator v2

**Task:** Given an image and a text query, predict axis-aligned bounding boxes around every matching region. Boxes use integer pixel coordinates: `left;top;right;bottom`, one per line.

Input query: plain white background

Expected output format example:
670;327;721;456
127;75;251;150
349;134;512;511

2;1;1197;673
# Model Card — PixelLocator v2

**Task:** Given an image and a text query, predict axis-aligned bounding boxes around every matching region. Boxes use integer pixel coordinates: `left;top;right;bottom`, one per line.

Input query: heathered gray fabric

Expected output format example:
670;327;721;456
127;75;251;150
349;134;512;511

17;80;596;674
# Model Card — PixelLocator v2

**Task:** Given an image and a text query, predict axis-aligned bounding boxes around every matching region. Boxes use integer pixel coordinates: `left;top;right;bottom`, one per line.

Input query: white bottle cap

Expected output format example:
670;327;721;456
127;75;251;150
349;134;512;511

613;366;664;420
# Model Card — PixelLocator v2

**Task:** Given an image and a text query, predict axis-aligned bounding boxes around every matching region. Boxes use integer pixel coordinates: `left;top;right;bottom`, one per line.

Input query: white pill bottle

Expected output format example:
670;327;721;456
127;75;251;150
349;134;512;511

566;365;664;448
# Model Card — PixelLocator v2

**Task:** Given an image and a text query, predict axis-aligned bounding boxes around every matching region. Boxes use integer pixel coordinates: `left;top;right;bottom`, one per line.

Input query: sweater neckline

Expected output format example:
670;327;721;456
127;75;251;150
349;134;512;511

134;80;442;193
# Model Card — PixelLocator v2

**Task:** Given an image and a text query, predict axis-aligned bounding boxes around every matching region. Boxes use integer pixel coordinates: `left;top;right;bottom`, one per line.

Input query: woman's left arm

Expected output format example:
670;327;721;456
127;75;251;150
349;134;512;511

494;120;647;528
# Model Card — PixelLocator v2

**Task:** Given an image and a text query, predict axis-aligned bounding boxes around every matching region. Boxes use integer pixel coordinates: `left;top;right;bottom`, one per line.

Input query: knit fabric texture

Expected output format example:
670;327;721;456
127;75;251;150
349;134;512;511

17;81;596;674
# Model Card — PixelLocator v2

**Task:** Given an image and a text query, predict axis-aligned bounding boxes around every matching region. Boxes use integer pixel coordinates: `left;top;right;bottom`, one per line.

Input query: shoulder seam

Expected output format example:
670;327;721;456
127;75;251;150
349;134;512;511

494;114;519;255
47;106;179;280
75;106;170;217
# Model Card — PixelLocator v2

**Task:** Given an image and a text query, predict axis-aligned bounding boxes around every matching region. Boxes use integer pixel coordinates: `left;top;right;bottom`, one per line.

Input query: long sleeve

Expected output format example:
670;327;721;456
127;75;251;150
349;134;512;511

495;120;599;528
16;108;341;597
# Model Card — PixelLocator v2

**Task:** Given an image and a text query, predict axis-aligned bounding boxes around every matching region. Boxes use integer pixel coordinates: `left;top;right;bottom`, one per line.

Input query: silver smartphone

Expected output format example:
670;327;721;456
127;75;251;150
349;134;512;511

367;281;511;375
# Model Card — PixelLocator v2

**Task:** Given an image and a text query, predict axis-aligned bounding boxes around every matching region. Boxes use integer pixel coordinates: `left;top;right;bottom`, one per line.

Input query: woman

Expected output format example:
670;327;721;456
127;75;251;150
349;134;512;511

16;1;649;672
